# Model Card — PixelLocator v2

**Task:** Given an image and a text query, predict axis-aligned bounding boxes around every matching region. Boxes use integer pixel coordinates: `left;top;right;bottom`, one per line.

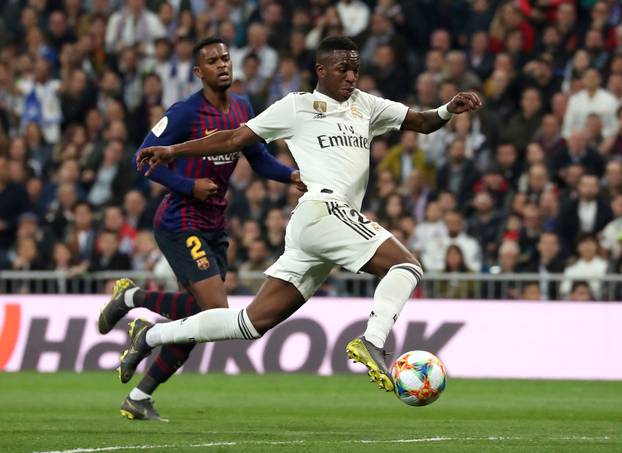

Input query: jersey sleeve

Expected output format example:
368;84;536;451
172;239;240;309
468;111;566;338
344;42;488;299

366;92;409;138
139;101;193;147
242;143;294;183
245;94;296;143
136;102;195;196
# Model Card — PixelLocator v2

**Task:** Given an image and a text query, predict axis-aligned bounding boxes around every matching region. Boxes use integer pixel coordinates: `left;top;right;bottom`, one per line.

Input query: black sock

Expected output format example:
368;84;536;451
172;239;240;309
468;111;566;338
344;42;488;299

140;344;196;392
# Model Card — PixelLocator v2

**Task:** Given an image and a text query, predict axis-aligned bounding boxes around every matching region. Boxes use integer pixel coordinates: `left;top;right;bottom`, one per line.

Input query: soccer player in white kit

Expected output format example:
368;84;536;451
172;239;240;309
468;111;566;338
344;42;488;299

123;37;482;392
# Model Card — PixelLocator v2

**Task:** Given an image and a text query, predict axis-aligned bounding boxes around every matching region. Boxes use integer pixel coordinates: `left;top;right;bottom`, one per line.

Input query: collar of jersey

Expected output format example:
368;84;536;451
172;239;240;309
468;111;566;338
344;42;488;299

313;89;351;106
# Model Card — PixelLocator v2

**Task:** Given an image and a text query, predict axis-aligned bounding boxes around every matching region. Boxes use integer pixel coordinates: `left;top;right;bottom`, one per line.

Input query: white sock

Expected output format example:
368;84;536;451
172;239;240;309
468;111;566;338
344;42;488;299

145;308;260;347
124;287;139;308
364;263;423;348
129;387;151;401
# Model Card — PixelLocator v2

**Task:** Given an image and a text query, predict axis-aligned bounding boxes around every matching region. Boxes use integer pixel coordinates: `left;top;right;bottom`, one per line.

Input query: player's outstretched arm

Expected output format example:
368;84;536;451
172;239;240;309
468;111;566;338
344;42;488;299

243;144;307;191
401;92;483;134
137;125;261;175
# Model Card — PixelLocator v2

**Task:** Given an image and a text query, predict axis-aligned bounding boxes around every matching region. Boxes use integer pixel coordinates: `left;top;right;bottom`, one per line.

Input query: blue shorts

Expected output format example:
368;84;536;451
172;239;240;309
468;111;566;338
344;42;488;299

154;228;229;286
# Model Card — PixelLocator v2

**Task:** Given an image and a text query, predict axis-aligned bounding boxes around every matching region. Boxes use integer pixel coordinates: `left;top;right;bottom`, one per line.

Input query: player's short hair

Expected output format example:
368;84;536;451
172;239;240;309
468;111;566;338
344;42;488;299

192;37;227;62
316;36;358;62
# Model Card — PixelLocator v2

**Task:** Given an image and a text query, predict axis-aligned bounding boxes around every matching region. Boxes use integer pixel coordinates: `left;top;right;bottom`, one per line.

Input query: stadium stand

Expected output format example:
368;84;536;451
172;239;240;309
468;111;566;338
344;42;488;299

1;0;622;301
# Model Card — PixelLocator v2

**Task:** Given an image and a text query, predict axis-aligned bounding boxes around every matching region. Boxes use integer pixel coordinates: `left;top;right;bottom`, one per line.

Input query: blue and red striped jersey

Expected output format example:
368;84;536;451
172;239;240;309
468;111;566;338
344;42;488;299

137;90;293;233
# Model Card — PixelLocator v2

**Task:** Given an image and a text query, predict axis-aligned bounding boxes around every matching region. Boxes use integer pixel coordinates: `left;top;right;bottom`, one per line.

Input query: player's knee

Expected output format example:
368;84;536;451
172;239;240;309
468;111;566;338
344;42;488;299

388;262;424;284
240;308;263;339
378;253;422;278
248;317;275;337
402;252;422;270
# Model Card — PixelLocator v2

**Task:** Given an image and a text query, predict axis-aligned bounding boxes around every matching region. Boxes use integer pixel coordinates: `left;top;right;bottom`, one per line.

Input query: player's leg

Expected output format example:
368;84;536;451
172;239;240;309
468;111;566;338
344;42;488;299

118;218;334;383
136;276;228;391
359;236;422;349
294;201;422;391
122;276;228;420
98;229;225;332
118;276;308;384
119;231;229;420
345;236;422;391
143;275;309;346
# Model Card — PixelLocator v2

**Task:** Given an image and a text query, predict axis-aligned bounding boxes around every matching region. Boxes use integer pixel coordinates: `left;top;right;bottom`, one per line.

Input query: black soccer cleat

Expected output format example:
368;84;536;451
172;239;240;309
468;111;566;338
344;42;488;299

98;278;137;334
120;395;168;422
346;336;395;392
118;319;153;384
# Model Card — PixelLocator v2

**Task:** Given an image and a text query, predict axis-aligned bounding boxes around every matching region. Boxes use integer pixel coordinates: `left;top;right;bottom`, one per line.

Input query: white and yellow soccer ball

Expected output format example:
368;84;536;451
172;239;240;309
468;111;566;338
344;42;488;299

390;350;447;406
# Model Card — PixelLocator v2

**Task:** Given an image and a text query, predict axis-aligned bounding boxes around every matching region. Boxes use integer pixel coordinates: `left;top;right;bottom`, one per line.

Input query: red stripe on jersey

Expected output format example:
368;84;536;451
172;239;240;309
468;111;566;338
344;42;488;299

181;206;188;230
214;102;225;130
192;156;203;230
230;97;241;125
154;194;169;228
186;118;200;230
185;101;206;230
184;158;195;230
223;101;233;130
191;97;213;230
229;98;240;128
199;105;215;230
206;105;222;229
239;98;250;120
235;99;246;126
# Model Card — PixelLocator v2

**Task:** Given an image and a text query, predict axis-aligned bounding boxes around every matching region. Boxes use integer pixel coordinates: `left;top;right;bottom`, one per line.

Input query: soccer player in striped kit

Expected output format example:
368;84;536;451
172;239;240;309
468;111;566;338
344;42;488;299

98;37;304;421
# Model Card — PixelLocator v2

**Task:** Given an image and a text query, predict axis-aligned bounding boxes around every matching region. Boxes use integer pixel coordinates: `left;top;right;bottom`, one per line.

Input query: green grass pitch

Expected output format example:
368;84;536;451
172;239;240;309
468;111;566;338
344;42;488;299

1;372;620;453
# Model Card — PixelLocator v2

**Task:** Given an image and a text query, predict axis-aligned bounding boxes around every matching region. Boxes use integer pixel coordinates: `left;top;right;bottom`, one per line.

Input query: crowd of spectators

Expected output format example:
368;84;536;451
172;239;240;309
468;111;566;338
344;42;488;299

1;0;622;301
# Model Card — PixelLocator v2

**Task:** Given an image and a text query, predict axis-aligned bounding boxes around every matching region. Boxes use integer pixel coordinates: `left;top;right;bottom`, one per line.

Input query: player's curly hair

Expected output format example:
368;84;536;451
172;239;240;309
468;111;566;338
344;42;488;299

192;37;227;62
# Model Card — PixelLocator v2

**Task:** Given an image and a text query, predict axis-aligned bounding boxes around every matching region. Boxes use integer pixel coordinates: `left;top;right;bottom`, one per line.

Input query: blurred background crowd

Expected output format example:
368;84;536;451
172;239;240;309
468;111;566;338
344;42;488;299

1;0;622;301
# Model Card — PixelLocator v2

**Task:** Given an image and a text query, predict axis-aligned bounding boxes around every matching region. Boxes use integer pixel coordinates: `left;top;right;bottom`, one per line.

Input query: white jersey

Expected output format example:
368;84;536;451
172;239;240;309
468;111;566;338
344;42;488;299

245;89;409;210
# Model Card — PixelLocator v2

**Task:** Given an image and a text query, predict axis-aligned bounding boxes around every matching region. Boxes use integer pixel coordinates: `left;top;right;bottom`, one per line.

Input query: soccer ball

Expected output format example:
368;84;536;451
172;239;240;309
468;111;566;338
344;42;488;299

390;350;447;406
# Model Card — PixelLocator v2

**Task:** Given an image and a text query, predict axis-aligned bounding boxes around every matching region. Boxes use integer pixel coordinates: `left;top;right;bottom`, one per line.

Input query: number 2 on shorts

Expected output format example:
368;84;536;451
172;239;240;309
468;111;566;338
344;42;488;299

186;235;206;259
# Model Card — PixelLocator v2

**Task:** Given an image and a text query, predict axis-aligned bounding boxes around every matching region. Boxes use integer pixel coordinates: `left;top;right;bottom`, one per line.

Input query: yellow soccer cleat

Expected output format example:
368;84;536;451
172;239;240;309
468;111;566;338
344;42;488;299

98;278;136;334
346;336;395;392
120;395;168;422
117;318;153;384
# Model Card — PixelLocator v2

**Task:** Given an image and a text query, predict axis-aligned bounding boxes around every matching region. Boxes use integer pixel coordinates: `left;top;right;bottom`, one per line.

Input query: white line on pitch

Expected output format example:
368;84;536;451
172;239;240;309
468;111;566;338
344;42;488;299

31;436;616;453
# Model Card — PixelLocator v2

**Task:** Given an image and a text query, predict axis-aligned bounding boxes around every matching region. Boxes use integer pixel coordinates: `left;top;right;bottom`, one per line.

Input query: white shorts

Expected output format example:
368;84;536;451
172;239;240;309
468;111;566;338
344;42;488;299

265;200;393;300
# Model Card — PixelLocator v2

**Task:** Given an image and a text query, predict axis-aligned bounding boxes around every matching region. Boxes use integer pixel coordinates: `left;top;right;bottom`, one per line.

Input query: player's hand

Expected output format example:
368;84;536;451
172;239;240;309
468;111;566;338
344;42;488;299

447;92;483;114
136;146;176;175
193;178;218;201
291;171;307;192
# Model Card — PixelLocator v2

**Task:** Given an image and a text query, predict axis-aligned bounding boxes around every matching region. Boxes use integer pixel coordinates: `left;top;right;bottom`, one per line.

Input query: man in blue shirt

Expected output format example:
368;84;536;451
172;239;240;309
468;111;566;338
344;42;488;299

98;37;304;421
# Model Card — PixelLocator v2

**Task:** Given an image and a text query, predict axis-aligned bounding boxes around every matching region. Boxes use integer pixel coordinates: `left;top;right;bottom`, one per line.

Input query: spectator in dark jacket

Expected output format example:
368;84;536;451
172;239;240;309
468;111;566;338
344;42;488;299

505;87;544;153
90;230;131;272
467;191;504;267
519;231;566;300
557;174;613;251
0;156;30;255
550;130;605;180
437;138;479;205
